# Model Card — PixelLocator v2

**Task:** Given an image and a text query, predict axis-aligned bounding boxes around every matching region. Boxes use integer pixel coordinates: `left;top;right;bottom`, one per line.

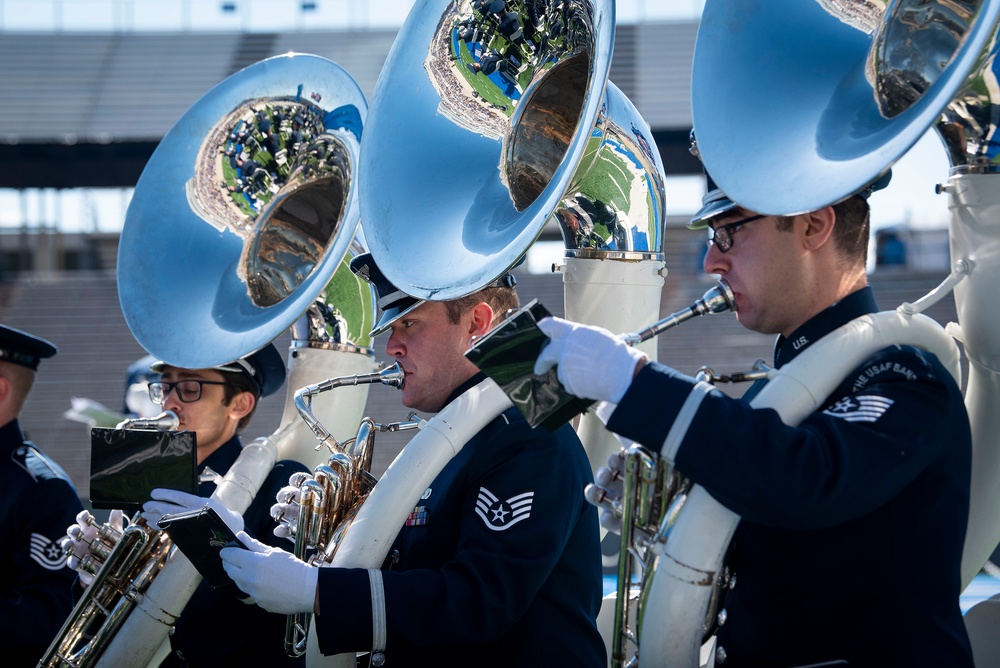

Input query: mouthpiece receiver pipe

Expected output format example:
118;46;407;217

115;411;180;431
294;363;405;447
621;280;735;346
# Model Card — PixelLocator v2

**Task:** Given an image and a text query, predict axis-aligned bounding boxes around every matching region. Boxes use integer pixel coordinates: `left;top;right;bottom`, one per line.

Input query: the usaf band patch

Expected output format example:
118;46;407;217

476;487;533;531
822;395;894;423
30;533;68;570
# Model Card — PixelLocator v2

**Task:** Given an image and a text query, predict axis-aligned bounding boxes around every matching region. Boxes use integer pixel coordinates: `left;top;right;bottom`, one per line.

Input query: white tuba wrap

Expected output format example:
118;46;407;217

637;310;961;666
305;378;513;667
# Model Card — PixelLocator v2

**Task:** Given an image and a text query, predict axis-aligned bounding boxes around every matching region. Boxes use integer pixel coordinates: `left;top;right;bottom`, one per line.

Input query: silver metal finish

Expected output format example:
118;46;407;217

118;54;368;368
293;363;405;453
694;360;771;386
114;410;179;431
935;22;1000;173
693;0;1000;215
360;0;667;300
620;280;734;346
289;238;376;353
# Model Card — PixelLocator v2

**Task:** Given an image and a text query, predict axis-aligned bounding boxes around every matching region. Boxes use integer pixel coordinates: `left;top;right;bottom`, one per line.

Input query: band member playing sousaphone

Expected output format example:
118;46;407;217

0;325;84;667
220;253;607;667
534;172;975;666
63;344;309;667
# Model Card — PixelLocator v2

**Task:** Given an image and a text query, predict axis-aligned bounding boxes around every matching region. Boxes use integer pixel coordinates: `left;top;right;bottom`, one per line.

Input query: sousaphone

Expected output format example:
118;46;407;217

43;53;378;668
622;1;1000;665
361;0;668;473
305;0;669;665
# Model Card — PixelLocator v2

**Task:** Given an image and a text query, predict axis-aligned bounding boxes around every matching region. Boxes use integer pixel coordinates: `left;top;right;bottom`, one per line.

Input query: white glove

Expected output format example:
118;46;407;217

220;531;318;614
534;317;647;403
64;509;125;586
585;450;627;534
271;484;302;543
141;488;244;535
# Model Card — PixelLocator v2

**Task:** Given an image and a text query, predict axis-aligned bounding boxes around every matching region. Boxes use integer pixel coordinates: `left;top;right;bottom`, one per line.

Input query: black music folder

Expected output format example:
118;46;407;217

158;504;248;589
465;300;593;431
89;428;198;512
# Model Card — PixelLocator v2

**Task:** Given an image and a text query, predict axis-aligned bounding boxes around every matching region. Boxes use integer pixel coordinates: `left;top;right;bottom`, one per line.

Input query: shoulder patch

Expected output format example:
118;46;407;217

822;395;895;422
848;345;938;393
15;444;73;484
475;487;533;531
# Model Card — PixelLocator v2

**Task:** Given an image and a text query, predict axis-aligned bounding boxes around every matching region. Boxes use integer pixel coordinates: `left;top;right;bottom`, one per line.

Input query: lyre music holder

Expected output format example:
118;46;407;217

89;427;198;511
466;300;593;431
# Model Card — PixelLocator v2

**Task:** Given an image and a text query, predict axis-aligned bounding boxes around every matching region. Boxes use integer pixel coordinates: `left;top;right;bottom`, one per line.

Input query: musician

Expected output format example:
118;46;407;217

534;174;975;666
0;325;84;666
220;253;607;667
67;343;308;667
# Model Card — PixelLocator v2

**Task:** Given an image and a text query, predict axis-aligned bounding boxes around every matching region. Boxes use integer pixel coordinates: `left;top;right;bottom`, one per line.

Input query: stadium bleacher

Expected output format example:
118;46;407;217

0;22;701;188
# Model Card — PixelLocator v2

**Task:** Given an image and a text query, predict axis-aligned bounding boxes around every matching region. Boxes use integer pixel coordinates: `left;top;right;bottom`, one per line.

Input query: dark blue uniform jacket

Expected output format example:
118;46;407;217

161;436;308;667
314;374;606;666
607;287;974;667
0;419;84;667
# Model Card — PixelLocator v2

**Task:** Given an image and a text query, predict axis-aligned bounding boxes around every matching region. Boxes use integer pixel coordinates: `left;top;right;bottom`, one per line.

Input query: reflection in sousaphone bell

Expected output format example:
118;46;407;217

360;0;666;301
119;53;369;369
691;0;1000;217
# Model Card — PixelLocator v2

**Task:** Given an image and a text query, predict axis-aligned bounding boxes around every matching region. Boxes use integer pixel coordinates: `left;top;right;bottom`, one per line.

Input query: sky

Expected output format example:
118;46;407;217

0;0;956;237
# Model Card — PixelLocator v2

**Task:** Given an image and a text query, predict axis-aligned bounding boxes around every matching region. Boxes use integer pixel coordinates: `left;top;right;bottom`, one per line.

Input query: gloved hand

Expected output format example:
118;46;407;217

141;488;244;535
585;449;627;534
64;508;125;587
534;317;647;403
271;483;302;543
220;531;318;614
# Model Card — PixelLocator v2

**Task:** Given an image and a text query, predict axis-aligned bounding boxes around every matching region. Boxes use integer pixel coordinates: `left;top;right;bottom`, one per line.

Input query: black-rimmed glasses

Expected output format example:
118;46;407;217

706;214;767;253
148;380;237;405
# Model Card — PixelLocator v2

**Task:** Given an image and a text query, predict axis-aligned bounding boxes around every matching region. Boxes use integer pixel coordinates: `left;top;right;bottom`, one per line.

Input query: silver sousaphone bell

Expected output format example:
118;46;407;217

359;0;669;478
692;0;1000;217
46;54;383;668
119;53;372;369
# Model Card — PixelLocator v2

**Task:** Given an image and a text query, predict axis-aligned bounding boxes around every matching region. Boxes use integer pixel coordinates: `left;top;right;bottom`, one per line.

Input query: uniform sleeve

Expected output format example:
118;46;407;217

607;347;964;529
313;423;592;655
0;476;84;651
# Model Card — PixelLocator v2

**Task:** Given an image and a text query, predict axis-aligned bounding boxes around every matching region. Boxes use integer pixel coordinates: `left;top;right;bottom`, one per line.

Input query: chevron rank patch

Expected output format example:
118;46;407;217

822;395;895;423
30;533;68;570
475;487;533;531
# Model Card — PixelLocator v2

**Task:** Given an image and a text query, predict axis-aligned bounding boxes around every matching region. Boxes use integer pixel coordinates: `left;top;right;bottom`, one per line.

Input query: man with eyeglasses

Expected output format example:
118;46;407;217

217;253;607;667
531;170;975;666
64;343;308;667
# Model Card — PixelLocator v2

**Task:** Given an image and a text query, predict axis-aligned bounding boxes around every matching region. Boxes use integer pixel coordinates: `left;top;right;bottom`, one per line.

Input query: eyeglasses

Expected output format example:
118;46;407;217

706;214;767;253
148;380;237;405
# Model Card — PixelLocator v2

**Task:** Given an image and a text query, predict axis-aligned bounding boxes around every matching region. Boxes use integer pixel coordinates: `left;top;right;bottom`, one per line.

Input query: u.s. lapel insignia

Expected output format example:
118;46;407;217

475;487;533;531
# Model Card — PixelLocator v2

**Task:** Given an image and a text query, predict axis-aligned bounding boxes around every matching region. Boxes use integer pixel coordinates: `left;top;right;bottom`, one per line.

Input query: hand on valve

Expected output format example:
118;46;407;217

585;450;627;535
62;508;125;586
270;471;312;543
